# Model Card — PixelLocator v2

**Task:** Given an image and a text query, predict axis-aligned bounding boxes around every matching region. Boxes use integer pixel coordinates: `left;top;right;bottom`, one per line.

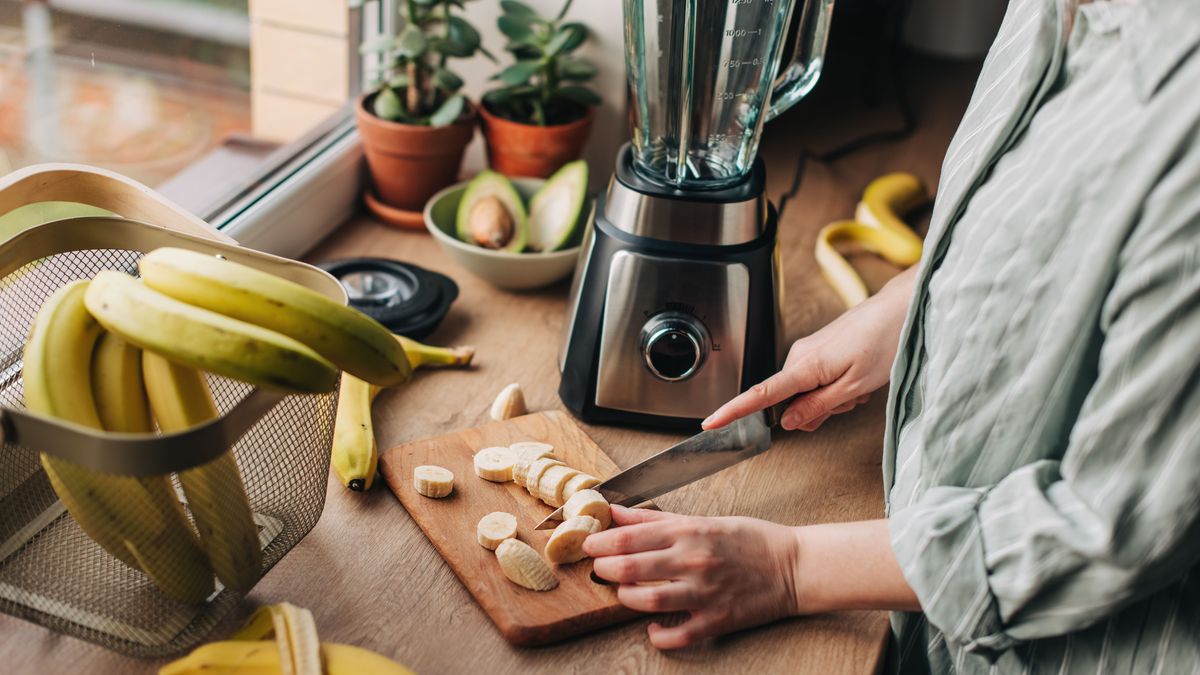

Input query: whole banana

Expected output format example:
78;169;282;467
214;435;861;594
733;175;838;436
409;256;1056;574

331;337;476;491
25;281;214;602
85;270;337;394
138;247;412;387
159;641;415;675
143;352;263;594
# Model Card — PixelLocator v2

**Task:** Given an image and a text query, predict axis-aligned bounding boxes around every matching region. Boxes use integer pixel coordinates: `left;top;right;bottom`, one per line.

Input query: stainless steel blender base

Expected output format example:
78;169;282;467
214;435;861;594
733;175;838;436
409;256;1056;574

558;145;782;429
595;252;749;419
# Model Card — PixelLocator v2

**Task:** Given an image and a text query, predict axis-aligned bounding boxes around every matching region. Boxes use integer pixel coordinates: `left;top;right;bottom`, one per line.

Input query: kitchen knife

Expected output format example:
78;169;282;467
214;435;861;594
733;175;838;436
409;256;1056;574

534;402;788;529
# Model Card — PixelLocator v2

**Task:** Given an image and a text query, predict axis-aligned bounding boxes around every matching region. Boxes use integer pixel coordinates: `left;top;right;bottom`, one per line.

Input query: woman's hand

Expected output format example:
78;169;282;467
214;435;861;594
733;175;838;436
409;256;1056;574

703;266;918;432
583;505;802;650
584;508;921;650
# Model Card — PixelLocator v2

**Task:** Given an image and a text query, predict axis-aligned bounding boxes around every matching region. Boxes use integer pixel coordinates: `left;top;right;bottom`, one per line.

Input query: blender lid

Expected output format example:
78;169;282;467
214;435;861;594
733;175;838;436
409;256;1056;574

317;257;459;339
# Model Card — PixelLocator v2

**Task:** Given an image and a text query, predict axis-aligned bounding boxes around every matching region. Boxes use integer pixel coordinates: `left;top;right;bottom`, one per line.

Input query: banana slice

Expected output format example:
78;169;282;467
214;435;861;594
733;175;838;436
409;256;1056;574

510;441;555;461
489;383;527;421
544;515;602;564
495;539;558;591
561;473;600;502
413;465;454;498
474;446;517;482
563;489;611;529
524;458;565;492
537;465;579;507
511;459;532;486
477;511;518;550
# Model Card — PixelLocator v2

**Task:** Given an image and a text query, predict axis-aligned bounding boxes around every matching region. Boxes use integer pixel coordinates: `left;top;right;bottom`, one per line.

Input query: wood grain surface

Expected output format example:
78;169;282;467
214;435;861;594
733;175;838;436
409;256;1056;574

0;51;980;674
380;411;641;646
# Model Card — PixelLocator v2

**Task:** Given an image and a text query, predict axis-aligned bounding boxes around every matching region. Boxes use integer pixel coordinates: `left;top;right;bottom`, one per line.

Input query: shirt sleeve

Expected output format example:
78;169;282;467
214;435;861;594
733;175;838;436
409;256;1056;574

888;143;1200;659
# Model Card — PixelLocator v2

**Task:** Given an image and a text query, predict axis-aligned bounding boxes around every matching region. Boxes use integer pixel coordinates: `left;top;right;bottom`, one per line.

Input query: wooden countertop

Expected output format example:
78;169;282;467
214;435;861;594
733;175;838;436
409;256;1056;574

0;55;978;673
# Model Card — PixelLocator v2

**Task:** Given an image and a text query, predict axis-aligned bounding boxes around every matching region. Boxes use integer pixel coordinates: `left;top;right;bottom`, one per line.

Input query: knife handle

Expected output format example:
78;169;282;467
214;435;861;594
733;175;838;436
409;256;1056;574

765;396;800;428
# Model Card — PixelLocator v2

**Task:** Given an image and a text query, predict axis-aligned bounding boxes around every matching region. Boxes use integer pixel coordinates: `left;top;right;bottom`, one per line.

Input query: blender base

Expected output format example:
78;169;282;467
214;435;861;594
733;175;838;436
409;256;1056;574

558;147;784;430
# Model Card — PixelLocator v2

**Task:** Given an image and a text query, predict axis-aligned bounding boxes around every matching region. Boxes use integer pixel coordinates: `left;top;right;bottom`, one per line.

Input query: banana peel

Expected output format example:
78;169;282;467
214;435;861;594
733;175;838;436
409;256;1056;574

162;603;414;675
331;336;476;492
817;172;929;308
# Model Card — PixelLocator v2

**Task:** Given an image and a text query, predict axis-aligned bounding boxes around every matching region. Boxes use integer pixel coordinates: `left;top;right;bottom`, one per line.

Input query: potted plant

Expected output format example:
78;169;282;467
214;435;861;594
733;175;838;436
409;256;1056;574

480;0;600;178
356;0;491;228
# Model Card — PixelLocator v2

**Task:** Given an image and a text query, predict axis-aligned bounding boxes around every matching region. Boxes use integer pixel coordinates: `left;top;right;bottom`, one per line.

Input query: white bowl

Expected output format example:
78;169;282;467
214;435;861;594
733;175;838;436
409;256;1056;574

423;177;588;291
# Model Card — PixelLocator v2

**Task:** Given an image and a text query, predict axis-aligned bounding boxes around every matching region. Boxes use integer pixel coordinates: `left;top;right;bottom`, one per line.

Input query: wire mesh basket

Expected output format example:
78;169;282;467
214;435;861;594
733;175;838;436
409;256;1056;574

0;165;343;657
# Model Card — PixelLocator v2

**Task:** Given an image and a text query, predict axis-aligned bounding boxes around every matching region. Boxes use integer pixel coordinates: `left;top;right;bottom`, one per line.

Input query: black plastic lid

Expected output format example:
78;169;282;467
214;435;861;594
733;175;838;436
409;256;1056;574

317;257;459;339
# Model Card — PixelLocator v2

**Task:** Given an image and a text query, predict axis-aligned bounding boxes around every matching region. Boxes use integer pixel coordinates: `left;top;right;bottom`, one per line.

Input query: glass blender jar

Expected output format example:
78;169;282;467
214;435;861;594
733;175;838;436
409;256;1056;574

560;0;834;429
626;0;834;188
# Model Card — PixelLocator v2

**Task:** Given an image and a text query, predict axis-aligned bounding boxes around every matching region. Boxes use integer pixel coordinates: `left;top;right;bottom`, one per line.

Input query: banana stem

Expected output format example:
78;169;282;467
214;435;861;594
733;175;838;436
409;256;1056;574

395;335;475;369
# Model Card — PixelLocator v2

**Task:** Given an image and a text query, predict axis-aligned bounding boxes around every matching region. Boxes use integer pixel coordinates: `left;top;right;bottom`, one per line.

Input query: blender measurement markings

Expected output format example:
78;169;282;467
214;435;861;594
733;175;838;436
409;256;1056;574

722;58;763;69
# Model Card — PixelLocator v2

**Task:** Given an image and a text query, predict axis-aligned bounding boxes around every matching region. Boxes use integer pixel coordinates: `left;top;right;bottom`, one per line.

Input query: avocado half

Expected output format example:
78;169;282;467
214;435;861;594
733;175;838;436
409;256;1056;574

527;160;588;252
456;171;528;252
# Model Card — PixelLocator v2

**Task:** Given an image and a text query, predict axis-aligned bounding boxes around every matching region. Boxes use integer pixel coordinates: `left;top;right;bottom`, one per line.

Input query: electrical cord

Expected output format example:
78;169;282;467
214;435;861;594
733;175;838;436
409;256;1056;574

776;0;917;220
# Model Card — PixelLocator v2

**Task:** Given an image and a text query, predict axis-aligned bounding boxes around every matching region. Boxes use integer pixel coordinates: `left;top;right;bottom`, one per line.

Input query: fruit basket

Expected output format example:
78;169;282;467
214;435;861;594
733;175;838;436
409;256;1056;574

0;165;342;657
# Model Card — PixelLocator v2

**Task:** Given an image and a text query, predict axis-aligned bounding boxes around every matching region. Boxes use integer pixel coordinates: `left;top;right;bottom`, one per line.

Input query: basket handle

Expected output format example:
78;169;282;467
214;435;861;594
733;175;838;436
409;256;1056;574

0;390;284;477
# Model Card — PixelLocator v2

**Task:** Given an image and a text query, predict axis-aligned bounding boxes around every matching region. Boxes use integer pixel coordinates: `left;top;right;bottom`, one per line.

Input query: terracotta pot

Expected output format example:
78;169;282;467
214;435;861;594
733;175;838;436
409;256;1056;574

479;103;594;178
355;93;476;213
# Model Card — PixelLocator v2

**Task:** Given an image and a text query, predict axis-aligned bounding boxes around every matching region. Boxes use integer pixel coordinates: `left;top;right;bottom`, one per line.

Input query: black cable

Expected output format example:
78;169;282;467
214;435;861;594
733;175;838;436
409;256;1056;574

776;0;916;220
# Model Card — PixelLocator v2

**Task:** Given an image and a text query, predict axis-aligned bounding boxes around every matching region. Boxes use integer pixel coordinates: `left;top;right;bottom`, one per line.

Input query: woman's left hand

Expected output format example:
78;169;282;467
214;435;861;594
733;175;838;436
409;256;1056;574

582;505;802;649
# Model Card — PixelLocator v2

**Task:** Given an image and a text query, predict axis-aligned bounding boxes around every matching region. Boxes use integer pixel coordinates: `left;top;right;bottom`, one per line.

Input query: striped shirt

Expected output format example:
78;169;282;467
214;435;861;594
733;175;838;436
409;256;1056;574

882;0;1200;673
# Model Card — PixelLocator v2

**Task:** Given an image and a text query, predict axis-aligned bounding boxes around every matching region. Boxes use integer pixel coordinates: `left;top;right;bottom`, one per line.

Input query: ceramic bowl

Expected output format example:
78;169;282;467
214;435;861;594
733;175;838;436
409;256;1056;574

423;177;588;291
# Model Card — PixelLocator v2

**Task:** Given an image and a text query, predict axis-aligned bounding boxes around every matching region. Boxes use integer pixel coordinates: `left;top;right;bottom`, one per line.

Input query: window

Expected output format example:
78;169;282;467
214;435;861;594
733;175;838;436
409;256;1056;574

0;0;365;256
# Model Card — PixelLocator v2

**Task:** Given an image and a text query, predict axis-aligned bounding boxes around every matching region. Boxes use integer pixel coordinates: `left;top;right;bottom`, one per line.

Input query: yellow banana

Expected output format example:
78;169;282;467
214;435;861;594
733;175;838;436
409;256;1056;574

816;172;929;308
138;247;411;387
25;281;214;602
85;270;337;394
159;641;416;675
331;338;475;492
90;331;154;433
143;352;263;594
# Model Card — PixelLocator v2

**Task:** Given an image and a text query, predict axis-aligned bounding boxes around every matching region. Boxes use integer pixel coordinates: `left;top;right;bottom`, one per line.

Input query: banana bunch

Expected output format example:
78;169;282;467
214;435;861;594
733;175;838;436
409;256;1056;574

332;336;475;492
816;172;930;308
23;246;474;601
160;602;414;675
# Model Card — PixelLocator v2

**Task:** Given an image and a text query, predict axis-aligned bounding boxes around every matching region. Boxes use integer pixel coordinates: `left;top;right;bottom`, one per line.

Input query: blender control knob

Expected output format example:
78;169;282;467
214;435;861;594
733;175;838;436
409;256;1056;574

640;312;710;382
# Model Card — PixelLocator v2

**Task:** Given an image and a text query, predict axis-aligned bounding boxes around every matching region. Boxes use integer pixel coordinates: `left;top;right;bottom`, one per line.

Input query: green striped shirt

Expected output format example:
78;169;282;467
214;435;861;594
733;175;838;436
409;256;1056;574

883;0;1200;673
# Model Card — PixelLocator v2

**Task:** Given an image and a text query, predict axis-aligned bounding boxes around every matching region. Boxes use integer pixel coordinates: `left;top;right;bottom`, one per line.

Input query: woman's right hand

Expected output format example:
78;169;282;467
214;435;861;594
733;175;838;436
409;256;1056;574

703;267;918;432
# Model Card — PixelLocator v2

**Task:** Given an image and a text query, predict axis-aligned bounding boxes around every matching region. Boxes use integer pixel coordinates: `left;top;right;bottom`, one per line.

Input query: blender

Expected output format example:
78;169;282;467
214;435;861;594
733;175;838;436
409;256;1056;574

559;0;834;428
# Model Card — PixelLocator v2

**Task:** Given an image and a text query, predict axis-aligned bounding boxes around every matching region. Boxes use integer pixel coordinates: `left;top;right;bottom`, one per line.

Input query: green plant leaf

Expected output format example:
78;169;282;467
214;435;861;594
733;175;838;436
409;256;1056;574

373;87;404;120
387;72;410;88
500;0;537;18
557;85;601;106
546;22;587;55
558;57;596;81
429;94;465;127
396;25;427;58
509;44;543;61
441;16;481;56
498;14;535;43
432;67;464;92
499;60;542;86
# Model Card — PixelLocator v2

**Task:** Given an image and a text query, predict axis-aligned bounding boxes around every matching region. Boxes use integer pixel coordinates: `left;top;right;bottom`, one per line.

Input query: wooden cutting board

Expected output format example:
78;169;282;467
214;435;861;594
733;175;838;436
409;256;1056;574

378;411;643;646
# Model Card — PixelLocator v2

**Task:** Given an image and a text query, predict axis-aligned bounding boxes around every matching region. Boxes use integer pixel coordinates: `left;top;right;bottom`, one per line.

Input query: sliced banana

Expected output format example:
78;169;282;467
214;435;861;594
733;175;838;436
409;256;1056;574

474;446;517;482
510;441;555;462
495;538;558;591
561;473;600;502
537;465;579;507
544;515;602;564
477;511;518;550
524;458;565;492
413;465;454;498
511;459;532;486
489;383;527;421
563;488;611;529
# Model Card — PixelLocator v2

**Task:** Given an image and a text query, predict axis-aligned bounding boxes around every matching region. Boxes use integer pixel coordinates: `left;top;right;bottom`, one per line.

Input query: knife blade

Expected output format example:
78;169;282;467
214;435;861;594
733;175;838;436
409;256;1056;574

534;405;782;530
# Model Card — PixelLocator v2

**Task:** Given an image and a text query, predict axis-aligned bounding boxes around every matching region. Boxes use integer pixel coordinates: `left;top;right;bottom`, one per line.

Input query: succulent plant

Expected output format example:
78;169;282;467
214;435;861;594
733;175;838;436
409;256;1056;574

484;0;600;127
361;0;492;127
